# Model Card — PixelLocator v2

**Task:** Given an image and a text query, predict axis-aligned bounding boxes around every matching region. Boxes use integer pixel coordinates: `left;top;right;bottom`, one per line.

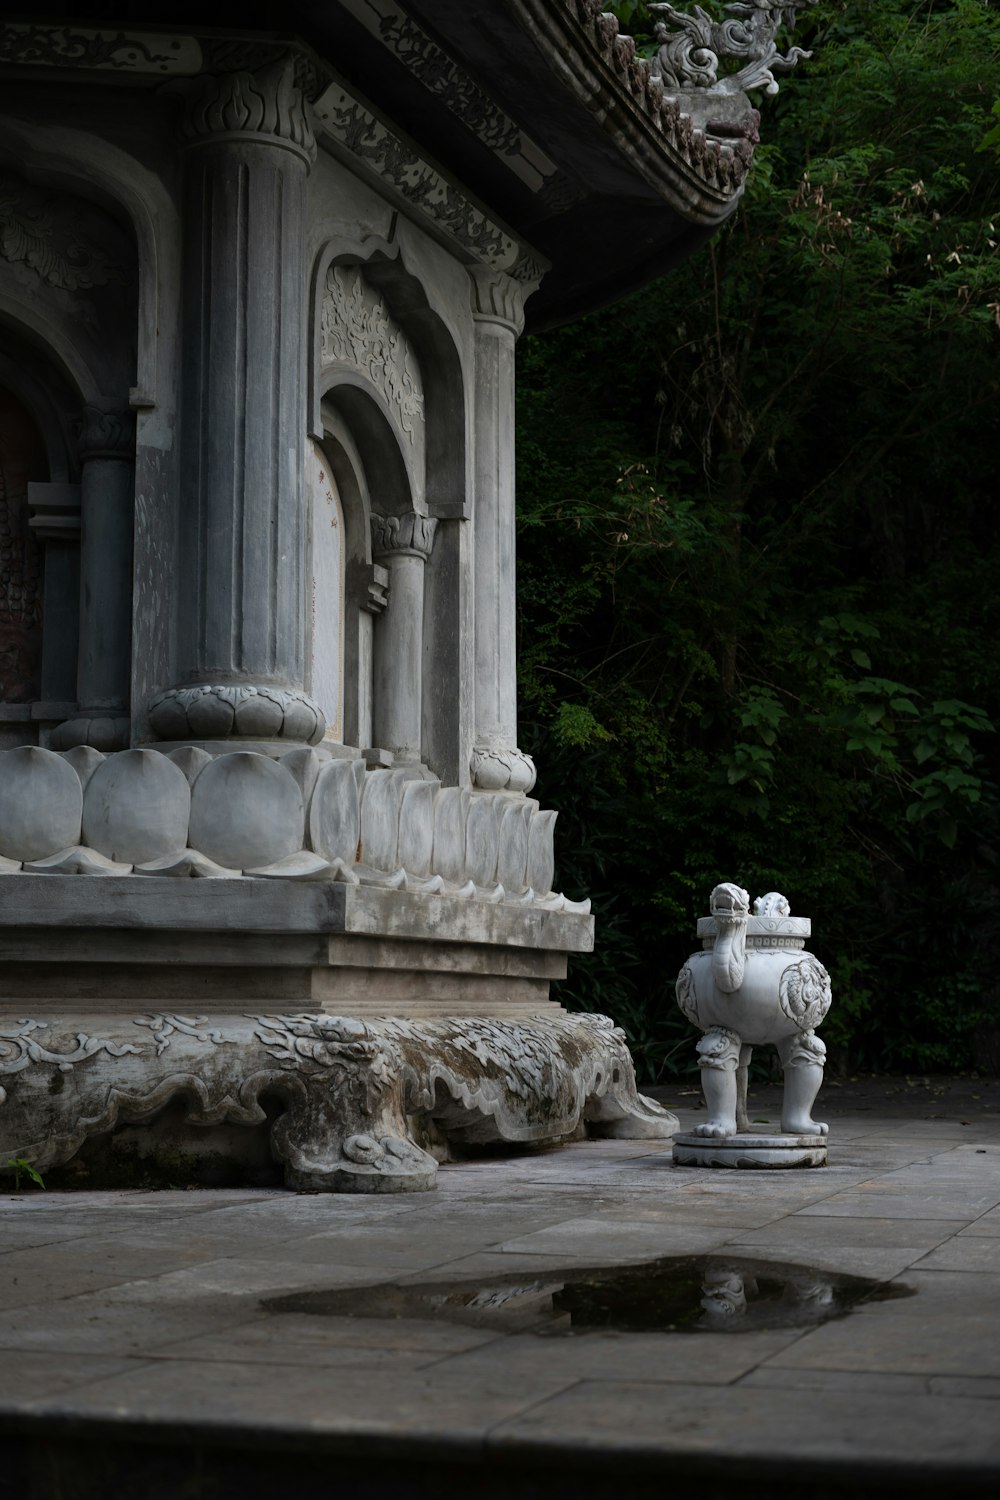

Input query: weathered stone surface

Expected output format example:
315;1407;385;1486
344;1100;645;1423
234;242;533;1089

497;797;532;893
466;795;500;888
0;746;81;860
0;1010;674;1192
526;808;557;898
188;753;304;871
397;780;436;876
82;749;191;865
308;758;363;864
360;768;405;872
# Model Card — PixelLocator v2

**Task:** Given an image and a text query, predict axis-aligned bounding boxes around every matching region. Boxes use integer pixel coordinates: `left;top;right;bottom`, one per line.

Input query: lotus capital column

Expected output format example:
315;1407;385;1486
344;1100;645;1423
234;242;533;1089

371;513;437;765
148;58;326;748
469;266;536;794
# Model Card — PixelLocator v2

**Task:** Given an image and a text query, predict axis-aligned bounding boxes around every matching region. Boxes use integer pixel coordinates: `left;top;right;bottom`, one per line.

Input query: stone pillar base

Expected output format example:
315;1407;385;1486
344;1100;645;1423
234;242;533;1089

671;1131;828;1168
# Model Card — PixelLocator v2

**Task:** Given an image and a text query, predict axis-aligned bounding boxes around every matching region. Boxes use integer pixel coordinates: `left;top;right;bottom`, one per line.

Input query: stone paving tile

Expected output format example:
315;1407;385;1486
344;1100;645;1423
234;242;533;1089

795;1172;1000;1221
0;1290;258;1356
959;1206;1000;1236
96;1256;401;1303
750;1269;1000;1377
0;1351;141;1404
19;1355;577;1443
930;1376;1000;1399
736;1366;931;1395
422;1325;807;1387
720;1214;967;1250
497;1217;741;1260
150;1311;500;1361
0;1242;232;1310
394;1250;635;1280
909;1236;1000;1271
715;1243;934;1281
487;1378;1000;1468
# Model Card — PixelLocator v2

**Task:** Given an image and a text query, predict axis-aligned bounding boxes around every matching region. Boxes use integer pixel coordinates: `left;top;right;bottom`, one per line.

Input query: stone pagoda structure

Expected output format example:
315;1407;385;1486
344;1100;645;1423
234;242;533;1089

0;2;812;1189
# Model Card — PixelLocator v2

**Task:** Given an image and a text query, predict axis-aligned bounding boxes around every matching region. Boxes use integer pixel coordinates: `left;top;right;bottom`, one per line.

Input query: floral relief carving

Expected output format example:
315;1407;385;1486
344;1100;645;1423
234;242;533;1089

676;963;699;1026
778;957;832;1032
0;174;127;291
0;23;194;74
133;1014;230;1057
313;84;519;268
321;265;424;443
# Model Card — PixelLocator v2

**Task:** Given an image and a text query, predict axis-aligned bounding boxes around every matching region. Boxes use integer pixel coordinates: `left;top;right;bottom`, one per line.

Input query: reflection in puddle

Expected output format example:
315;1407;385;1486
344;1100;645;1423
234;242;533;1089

264;1254;913;1336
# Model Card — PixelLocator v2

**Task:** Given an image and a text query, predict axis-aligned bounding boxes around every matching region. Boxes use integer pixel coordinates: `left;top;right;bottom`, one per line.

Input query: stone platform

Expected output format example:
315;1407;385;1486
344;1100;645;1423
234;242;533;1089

1;1082;999;1498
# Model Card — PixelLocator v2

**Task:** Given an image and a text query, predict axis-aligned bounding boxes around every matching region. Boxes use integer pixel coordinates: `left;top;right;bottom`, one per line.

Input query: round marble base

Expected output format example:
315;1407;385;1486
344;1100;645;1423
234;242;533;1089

672;1131;828;1169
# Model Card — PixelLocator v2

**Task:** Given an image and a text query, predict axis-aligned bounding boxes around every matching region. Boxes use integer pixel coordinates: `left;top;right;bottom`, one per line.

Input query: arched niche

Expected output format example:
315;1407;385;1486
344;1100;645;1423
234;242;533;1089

0;156;141;750
309;236;468;520
0;117;178;414
0;333;84;739
313;380;426;758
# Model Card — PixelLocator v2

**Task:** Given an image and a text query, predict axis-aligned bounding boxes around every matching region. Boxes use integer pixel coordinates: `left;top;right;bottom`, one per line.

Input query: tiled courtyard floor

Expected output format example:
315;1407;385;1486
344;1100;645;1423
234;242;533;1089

2;1079;999;1497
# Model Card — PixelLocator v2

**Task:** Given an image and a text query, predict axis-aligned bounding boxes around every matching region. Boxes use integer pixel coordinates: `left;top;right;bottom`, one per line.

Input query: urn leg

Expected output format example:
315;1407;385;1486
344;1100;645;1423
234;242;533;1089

736;1044;752;1132
777;1030;829;1136
692;1028;741;1138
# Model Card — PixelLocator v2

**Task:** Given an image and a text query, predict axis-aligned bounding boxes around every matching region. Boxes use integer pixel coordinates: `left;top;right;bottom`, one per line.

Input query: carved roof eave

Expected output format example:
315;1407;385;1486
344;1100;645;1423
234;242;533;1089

515;0;754;226
0;20;547;284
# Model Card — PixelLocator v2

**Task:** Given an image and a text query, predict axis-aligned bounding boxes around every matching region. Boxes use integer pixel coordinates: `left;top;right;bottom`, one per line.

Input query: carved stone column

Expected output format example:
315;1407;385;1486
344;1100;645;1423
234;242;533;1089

26;481;81;712
469;268;536;793
371;513;436;764
148;59;325;748
50;408;134;752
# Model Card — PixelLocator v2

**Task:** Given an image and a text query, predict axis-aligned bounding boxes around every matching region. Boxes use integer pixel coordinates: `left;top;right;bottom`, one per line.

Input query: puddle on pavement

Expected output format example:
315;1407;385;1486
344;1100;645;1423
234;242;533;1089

263;1254;914;1336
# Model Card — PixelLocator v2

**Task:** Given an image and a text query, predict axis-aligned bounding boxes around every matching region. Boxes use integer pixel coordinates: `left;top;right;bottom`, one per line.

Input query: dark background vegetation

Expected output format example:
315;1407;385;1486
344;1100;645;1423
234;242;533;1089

515;0;1000;1079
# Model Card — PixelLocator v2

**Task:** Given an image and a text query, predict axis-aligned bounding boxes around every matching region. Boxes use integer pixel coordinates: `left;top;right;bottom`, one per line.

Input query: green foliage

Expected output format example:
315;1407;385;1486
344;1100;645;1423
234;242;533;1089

4;1158;45;1191
518;0;1000;1075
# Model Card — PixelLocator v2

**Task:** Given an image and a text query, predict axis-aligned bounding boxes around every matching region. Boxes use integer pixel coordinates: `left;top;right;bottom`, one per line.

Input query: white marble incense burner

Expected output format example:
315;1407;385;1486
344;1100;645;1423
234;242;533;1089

672;883;833;1168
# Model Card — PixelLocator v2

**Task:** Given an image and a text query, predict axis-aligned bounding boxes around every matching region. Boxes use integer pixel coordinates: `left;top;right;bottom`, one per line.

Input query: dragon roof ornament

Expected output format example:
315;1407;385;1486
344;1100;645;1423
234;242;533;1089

648;1;818;97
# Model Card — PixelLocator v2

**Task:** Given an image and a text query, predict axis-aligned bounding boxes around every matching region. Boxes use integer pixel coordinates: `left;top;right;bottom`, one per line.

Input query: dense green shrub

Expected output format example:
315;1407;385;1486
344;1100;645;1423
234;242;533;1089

517;0;1000;1077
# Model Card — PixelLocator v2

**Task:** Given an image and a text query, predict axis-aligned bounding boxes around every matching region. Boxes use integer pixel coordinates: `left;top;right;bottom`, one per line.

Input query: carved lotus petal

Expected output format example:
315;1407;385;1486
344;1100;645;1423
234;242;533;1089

24;845;133;875
465;796;500;887
82;749;192;865
134;850;240;878
308;758;363;863
245;850;333;880
497;799;532;892
234;689;283;737
0;746;83;860
431;786;469;885
147;693;190;739
186;691;235;737
398;780;436;877
189;752;304;870
360;769;405;871
163;746;213;786
57;745;106;791
281;694;324;744
526;808;557;897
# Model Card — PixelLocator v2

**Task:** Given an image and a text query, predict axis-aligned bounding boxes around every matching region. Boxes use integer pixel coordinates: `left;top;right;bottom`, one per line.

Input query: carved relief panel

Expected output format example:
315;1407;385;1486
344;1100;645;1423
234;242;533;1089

320;263;425;475
0;389;45;703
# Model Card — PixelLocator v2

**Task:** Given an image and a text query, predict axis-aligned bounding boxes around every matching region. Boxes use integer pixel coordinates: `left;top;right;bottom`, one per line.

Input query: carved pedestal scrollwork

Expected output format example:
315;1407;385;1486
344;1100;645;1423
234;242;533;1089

0;1011;675;1191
